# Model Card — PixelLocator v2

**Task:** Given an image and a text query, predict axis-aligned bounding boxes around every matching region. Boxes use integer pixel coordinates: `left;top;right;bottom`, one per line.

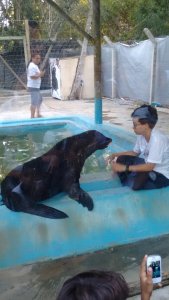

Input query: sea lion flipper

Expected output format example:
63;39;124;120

7;188;68;219
68;184;94;211
78;190;94;211
20;203;69;219
3;185;68;219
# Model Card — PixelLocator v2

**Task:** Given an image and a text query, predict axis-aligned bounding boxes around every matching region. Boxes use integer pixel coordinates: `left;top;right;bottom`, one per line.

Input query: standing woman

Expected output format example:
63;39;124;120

27;53;45;118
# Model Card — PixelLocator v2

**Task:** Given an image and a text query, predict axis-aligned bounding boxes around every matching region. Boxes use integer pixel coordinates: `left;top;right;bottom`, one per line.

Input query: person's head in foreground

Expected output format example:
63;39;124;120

56;269;129;300
131;104;158;134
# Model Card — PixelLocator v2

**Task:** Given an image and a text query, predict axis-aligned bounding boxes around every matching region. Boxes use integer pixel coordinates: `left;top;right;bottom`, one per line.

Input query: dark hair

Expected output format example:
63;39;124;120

131;104;158;129
28;20;39;29
27;52;41;68
31;52;41;58
56;270;129;300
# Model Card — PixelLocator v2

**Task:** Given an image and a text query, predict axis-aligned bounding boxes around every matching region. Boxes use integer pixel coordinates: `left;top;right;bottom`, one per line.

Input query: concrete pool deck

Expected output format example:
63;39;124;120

1;90;169;136
0;91;169;299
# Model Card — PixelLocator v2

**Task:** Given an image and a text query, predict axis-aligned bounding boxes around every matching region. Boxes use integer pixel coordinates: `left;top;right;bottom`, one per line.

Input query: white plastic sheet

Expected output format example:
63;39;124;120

102;37;169;106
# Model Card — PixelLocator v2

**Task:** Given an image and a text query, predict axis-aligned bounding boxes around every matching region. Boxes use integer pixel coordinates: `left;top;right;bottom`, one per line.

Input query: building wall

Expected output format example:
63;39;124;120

60;55;94;99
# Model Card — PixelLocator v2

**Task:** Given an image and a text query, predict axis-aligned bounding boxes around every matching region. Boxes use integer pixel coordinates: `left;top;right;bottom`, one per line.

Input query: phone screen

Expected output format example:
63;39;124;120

149;260;161;278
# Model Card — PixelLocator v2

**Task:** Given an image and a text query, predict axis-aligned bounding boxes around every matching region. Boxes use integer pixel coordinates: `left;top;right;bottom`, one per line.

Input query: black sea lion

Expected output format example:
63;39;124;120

1;130;112;219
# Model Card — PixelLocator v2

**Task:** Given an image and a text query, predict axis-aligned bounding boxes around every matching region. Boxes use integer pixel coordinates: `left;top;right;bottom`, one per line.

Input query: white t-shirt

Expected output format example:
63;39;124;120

133;128;169;179
27;62;41;88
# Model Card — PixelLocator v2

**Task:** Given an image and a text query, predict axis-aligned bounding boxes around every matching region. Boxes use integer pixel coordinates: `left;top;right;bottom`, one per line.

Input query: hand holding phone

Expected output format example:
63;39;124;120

140;255;153;300
146;255;162;284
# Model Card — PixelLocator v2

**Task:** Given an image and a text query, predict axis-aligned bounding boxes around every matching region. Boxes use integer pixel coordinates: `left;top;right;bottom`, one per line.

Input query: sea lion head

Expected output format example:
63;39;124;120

80;130;112;156
53;130;112;163
93;130;112;149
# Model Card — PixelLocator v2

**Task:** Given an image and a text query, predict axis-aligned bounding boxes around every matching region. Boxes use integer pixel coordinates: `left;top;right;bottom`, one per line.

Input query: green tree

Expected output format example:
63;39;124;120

100;0;138;42
101;0;169;42
1;0;169;42
133;0;169;39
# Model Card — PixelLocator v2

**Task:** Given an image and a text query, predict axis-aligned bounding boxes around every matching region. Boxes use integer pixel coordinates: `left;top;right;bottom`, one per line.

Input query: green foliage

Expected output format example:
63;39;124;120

51;0;85;40
100;0;138;42
1;0;169;42
100;0;169;42
133;0;169;39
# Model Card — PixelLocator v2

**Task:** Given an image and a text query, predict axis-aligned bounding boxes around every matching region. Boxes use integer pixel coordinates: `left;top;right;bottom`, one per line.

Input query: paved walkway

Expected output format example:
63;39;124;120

1;92;169;135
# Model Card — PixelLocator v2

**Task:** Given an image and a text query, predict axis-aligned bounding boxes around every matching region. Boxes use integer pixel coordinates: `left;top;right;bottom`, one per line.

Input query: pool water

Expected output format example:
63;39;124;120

0;122;114;181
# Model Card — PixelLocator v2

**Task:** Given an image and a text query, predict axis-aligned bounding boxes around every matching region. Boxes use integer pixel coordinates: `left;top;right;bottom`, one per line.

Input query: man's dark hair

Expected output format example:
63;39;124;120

28;20;39;28
31;52;41;58
131;104;158;129
56;270;129;300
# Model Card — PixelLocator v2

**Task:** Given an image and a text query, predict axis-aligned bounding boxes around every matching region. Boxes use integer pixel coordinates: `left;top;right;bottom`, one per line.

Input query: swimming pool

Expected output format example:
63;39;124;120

0;120;110;180
1;116;169;269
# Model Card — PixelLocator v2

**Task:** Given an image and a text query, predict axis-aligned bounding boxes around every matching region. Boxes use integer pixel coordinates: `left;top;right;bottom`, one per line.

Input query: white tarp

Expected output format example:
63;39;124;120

102;36;169;106
116;40;153;102
50;58;61;100
154;37;169;105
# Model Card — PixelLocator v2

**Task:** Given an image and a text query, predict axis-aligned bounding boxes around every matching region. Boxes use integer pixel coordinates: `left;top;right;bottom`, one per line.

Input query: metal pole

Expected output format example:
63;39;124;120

103;35;117;99
143;28;157;105
93;0;102;124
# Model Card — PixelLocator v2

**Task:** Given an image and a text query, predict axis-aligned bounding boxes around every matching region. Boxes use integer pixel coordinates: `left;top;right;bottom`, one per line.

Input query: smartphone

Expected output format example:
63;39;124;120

147;255;162;284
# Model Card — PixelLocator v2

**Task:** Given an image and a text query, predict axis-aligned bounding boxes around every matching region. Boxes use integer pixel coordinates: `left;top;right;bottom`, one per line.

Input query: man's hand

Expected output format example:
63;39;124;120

106;154;116;165
112;162;126;172
40;70;45;77
140;255;153;300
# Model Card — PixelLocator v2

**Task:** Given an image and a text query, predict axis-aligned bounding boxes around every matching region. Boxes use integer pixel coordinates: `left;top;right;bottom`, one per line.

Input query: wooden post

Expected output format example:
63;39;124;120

0;36;25;41
23;36;28;67
25;19;31;63
69;0;93;100
93;0;102;124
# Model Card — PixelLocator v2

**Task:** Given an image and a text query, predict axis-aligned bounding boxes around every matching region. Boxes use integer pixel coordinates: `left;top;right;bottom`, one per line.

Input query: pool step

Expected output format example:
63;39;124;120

80;171;121;191
1;174;169;269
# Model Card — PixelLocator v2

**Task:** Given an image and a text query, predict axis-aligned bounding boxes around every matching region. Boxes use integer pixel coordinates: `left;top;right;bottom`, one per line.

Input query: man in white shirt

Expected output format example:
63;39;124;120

109;105;169;190
27;53;45;118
